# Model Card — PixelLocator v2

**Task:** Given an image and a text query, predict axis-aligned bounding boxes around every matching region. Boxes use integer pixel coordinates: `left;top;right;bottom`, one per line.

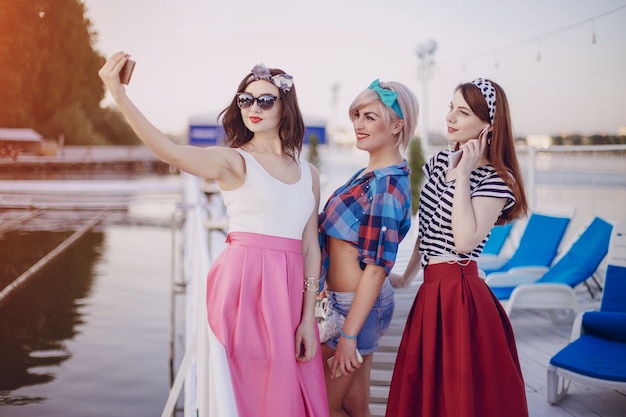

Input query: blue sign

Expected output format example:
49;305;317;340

189;125;225;146
304;126;326;145
189;120;325;146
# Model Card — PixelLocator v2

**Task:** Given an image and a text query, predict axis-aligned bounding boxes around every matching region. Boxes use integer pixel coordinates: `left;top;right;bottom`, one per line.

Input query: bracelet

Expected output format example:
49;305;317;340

340;330;357;341
303;276;319;293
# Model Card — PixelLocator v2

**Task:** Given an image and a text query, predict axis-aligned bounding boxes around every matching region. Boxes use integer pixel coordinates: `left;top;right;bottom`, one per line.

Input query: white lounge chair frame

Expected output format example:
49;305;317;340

546;221;626;404
487;217;612;323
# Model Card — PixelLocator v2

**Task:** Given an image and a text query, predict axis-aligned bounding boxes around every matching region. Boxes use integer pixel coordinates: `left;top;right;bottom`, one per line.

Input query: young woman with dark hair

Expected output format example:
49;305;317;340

99;54;329;417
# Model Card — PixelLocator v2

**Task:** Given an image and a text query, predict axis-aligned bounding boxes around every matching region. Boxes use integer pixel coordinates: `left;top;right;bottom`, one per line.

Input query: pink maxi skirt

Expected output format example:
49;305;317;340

206;232;329;417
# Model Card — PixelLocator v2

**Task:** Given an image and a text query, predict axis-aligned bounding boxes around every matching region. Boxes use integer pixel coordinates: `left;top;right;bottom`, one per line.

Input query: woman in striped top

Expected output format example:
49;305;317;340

386;79;529;417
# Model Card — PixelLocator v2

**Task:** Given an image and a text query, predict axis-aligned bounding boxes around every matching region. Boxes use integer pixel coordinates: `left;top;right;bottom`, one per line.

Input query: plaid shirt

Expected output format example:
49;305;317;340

319;160;412;290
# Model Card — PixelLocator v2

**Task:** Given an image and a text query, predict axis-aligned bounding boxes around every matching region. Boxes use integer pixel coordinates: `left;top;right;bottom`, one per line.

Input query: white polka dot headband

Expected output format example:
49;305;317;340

472;78;496;125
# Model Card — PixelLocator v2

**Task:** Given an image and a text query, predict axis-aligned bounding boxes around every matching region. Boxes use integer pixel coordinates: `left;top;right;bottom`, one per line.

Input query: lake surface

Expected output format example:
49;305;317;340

0;174;181;417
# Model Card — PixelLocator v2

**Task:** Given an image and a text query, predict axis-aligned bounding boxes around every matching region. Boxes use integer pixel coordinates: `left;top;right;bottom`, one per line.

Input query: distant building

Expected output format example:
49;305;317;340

330;127;356;146
187;114;326;147
0;128;44;153
525;134;552;148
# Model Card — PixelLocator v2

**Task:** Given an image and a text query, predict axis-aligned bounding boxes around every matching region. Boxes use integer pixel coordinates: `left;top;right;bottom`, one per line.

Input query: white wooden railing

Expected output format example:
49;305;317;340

161;173;212;417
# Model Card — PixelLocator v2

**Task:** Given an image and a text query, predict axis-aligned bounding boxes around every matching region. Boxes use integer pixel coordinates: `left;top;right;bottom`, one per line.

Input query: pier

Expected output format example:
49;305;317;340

0;145;171;174
0;210;109;307
0;148;182;308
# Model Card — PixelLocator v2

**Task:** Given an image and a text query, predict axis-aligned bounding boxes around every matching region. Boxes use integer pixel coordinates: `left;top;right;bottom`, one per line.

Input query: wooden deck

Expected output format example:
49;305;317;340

367;236;626;416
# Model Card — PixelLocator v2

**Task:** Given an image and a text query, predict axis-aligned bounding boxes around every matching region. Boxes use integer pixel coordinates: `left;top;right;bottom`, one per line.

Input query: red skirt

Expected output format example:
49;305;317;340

386;261;528;417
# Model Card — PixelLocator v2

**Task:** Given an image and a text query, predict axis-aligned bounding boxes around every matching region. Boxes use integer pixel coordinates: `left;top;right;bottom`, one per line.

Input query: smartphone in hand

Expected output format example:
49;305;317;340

448;125;490;170
119;59;136;85
448;150;462;170
327;349;363;378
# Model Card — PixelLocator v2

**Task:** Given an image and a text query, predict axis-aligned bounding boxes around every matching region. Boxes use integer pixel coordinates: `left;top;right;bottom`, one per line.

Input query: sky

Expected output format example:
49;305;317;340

83;0;626;140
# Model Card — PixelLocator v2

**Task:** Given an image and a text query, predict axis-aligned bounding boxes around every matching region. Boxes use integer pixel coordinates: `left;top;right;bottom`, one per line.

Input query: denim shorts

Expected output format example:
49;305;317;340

320;279;395;355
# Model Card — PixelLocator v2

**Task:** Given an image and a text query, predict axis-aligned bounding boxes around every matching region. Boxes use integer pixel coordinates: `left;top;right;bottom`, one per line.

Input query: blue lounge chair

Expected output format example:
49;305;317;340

547;221;626;404
481;222;514;256
486;217;614;322
477;222;515;273
480;212;572;275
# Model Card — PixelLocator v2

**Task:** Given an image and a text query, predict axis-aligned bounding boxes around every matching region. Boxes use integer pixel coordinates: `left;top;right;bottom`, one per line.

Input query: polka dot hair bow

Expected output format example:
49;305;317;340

472;78;496;125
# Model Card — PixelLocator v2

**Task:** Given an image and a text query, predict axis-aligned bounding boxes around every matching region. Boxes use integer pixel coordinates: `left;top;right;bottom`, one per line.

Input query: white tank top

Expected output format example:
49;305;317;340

220;148;314;240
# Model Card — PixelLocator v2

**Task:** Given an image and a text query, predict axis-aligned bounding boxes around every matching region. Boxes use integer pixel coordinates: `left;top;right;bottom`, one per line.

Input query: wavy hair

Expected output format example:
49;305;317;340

219;67;305;161
456;79;528;223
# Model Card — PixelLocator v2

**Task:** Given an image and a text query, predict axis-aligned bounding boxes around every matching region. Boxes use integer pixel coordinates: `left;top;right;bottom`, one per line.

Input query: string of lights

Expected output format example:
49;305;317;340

442;4;626;68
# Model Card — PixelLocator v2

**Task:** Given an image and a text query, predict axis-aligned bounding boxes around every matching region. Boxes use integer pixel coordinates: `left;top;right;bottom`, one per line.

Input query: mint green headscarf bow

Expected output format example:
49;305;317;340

367;79;404;119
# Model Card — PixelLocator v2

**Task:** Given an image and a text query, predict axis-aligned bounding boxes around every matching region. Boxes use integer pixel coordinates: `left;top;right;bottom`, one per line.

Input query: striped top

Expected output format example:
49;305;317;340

418;150;515;268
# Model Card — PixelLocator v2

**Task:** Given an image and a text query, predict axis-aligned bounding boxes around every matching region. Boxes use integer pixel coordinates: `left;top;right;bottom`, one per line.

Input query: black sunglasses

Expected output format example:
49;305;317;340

236;93;280;111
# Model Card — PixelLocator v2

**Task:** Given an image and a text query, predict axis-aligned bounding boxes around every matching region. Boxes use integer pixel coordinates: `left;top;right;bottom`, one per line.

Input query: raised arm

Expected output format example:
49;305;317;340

98;52;242;188
451;131;506;252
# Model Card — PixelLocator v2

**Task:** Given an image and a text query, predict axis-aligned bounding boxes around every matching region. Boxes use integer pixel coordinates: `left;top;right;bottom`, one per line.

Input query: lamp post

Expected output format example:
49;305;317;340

329;83;340;146
416;39;437;154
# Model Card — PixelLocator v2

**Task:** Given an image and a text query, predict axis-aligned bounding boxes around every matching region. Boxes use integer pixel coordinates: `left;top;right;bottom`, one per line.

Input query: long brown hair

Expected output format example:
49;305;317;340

457;79;528;223
219;67;305;161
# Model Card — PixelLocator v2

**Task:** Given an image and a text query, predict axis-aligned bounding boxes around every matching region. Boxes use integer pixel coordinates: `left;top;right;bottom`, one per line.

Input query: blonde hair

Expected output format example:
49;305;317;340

348;81;419;151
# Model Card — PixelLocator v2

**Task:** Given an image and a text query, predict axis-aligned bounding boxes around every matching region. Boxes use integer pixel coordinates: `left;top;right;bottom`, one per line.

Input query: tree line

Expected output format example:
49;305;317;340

550;134;626;146
0;0;139;146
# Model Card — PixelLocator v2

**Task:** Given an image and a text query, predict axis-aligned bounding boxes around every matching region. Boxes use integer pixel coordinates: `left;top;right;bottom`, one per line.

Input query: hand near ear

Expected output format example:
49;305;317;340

457;131;488;177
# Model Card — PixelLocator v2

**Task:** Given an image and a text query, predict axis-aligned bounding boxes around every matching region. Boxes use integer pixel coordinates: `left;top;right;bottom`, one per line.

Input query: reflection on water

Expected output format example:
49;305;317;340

0;231;103;402
0;172;178;417
0;231;72;290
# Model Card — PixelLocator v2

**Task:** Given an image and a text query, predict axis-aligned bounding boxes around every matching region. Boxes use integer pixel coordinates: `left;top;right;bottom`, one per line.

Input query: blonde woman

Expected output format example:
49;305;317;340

318;80;419;417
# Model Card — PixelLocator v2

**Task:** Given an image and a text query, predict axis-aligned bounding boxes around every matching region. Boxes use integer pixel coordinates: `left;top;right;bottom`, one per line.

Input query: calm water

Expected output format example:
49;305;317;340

0;174;181;417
